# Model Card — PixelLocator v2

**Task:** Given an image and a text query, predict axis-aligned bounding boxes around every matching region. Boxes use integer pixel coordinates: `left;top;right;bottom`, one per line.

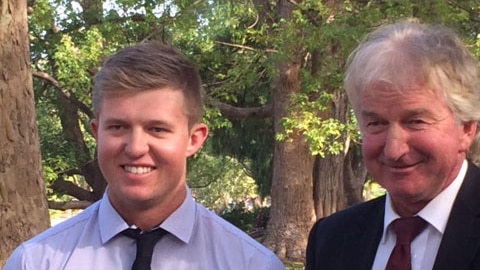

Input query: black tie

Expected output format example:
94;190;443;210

122;228;167;270
386;216;427;270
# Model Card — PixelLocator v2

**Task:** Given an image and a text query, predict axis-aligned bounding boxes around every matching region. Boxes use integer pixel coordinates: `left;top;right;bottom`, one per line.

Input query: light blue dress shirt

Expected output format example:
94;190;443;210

3;189;284;270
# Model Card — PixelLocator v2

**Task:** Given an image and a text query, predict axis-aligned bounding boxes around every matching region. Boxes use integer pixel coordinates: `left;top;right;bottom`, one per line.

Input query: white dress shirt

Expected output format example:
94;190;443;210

371;160;468;270
4;188;284;270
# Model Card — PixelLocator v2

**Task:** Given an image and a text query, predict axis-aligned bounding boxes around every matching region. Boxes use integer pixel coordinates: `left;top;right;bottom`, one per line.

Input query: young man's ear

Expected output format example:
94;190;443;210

186;123;208;157
90;119;99;140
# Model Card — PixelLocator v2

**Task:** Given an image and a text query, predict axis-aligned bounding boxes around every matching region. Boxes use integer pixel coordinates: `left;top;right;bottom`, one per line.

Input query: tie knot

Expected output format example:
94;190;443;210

122;228;167;242
391;216;427;244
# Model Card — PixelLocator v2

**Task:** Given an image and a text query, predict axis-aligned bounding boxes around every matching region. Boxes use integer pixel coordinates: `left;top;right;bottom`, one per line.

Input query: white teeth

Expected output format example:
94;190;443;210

124;166;152;174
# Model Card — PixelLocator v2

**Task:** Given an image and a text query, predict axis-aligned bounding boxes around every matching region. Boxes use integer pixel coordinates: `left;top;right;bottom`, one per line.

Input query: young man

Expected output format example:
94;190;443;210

306;20;480;270
4;42;284;270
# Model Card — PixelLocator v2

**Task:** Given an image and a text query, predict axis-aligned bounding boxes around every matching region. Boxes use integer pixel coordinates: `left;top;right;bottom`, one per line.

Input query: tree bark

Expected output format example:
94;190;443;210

264;59;316;261
0;0;50;266
262;2;316;261
343;141;367;206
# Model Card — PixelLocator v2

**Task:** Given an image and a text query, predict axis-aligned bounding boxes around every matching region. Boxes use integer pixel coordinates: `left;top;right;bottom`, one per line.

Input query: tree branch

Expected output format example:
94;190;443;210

48;200;92;210
57;167;83;177
447;0;480;22
205;97;273;119
189;179;218;189
50;179;95;201
32;70;94;119
215;41;278;53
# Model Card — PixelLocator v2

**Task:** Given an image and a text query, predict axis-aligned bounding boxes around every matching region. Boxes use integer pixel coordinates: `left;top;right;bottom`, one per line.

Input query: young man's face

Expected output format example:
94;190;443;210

91;87;208;217
357;85;476;216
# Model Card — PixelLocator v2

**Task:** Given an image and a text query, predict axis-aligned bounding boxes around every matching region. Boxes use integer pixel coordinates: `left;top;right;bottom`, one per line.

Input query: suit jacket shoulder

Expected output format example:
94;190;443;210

433;162;480;270
305;196;385;270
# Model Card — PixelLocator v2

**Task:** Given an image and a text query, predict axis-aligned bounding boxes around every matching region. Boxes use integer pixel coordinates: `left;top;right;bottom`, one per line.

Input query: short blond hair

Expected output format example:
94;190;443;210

93;42;203;127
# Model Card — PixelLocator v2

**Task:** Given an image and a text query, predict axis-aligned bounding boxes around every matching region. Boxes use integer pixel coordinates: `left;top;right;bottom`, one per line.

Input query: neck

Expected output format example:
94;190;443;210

111;188;187;231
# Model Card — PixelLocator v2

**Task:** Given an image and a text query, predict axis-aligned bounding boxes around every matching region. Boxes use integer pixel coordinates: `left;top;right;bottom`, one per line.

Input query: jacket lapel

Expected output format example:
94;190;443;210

433;163;480;269
341;196;385;269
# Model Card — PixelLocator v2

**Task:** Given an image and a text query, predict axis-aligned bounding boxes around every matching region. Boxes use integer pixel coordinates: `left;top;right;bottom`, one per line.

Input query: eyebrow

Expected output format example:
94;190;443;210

361;108;432;119
361;110;381;118
102;117;125;123
102;117;175;127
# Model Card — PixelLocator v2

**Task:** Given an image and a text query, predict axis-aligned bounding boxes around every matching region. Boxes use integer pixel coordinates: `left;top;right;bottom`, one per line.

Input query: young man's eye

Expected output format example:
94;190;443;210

106;124;129;132
108;125;123;130
150;127;166;133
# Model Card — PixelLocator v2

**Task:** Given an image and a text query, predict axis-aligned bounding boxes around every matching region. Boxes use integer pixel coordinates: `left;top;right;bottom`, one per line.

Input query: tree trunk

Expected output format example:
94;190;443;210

264;60;316;261
263;0;317;252
343;142;367;206
313;155;344;217
312;91;365;217
263;0;317;262
0;0;50;266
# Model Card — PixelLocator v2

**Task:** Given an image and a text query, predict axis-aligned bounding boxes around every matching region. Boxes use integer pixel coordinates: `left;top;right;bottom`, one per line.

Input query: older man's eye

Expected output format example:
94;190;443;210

407;119;429;130
365;121;387;133
410;119;425;124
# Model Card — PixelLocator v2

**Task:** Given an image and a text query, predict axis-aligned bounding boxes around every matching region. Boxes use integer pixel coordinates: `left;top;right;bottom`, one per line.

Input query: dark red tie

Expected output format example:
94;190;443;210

385;216;427;270
122;228;167;270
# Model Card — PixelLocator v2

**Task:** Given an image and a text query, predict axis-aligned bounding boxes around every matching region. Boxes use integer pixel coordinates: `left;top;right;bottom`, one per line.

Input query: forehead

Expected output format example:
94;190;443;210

96;88;187;116
358;83;449;116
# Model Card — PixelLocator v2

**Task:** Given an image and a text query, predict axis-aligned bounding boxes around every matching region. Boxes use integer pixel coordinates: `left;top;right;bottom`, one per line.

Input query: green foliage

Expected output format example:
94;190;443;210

364;179;387;200
187;149;260;212
29;0;480;211
191;2;275;198
53;30;103;97
36;99;77;178
207;117;274;197
220;204;269;233
276;92;345;157
203;106;233;130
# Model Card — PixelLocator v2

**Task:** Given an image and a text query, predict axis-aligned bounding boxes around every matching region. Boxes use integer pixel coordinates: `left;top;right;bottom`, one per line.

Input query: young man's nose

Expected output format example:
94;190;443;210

124;129;149;157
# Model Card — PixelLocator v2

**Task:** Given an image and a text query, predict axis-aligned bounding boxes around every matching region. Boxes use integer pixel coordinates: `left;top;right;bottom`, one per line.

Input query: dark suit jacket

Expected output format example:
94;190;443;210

305;163;480;270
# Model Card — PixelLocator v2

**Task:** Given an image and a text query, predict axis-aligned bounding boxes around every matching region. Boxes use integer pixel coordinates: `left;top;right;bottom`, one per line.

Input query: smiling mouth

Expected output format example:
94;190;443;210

387;161;421;170
390;164;413;169
123;166;154;174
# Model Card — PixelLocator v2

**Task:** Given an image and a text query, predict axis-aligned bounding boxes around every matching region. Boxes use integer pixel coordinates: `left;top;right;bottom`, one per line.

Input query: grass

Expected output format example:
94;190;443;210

284;261;304;269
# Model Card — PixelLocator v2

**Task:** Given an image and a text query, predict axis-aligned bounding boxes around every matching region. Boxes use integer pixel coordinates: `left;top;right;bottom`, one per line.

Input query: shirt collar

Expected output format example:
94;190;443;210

98;186;196;244
418;160;467;233
160;187;195;244
99;191;130;244
381;160;468;243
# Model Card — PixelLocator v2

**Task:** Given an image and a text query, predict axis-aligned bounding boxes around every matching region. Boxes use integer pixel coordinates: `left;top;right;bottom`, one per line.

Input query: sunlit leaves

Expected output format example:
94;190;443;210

203;106;233;130
276;92;345;157
28;0;57;37
53;29;104;98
